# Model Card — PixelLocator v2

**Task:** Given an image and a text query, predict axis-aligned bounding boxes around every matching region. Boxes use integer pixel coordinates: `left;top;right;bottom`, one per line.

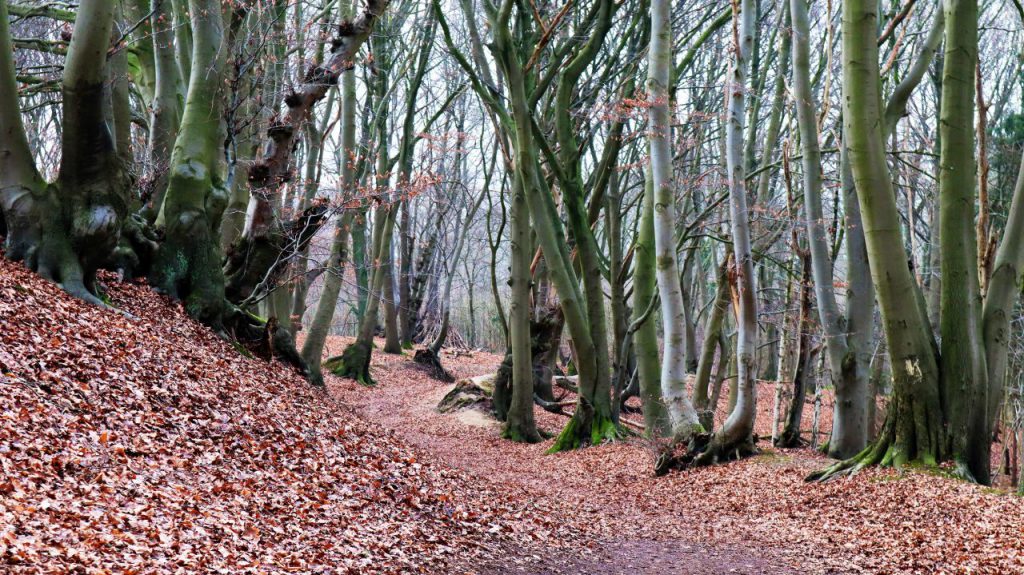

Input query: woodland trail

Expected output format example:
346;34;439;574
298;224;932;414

325;340;812;574
325;339;1024;575
4;254;1023;575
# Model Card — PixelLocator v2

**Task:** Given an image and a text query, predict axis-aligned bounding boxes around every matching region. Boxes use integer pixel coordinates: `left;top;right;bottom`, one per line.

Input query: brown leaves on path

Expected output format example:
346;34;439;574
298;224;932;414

329;338;1024;575
3;250;1023;575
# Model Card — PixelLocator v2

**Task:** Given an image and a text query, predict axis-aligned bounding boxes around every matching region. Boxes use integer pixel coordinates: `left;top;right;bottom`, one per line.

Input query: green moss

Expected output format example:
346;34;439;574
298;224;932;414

230;340;253;359
547;416;582;453
590;414;619;445
324;340;375;386
502;423;542;444
546;411;622;454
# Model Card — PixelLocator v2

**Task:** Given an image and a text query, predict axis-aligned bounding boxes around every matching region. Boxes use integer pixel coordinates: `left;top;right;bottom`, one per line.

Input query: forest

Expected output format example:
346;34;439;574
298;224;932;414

3;0;1024;571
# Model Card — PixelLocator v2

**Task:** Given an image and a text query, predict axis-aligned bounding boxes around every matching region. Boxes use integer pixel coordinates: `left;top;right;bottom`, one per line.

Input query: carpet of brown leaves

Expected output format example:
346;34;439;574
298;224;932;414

3;252;1023;574
0;260;562;574
327;337;1024;575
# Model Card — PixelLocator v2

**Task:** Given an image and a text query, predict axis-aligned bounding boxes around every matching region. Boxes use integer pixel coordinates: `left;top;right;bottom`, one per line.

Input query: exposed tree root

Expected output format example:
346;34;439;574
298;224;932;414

324;340;375;386
774;427;805;449
653;431;758;476
654;433;711;476
690;434;759;468
532;394;575;413
806;411;942;482
413;347;454;382
225;307;322;386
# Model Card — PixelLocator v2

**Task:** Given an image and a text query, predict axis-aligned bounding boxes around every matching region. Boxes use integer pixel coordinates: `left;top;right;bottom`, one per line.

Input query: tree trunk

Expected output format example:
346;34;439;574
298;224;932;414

938;0;989;483
2;0;133;305
146;0;182;214
694;0;759;466
810;0;943;480
301;40;359;373
503;166;541;442
692;256;731;430
648;0;702;445
150;0;229;326
222;0;387;314
790;0;872;459
633;169;671;437
777;248;812;448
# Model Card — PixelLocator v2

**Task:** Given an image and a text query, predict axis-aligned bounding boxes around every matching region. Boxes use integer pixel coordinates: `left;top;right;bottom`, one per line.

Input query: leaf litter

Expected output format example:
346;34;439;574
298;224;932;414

1;255;1023;574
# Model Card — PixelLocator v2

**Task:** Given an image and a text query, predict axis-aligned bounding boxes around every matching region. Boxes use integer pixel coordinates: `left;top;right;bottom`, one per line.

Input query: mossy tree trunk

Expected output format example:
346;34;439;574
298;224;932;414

811;0;945;480
937;0;989;483
1;0;132;304
503;157;541;443
150;0;229;326
300;4;359;373
325;206;396;384
633;169;671;438
545;0;620;452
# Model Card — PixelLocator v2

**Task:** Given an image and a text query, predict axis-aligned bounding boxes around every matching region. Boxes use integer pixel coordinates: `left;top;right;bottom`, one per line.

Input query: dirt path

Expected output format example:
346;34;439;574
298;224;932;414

325;341;816;574
323;339;1024;574
473;539;789;575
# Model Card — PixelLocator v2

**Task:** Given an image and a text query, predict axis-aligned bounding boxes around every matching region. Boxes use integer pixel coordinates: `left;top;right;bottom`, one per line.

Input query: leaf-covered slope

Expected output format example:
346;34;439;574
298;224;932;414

0;259;520;574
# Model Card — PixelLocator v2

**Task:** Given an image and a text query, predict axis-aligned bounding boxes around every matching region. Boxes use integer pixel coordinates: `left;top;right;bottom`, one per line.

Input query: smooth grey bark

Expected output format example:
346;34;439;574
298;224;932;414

146;0;182;214
697;0;759;465
649;0;702;443
790;0;873;458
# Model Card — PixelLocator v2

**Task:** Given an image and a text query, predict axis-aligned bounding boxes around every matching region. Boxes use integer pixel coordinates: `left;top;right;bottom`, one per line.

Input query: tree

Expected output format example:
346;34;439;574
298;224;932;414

1;0;135;305
693;0;760;466
647;0;702;445
788;0;874;458
813;0;1024;485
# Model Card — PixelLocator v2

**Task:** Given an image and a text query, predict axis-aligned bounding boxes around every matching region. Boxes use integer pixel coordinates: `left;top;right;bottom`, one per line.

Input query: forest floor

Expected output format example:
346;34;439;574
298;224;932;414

2;256;1023;574
324;337;1024;575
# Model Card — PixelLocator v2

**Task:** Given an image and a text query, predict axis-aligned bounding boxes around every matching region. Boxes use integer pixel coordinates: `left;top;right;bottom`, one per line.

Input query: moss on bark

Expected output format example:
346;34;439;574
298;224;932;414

325;339;375;386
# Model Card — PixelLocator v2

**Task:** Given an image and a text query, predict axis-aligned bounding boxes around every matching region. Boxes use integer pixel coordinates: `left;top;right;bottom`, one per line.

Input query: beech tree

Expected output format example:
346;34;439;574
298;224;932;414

813;0;1024;485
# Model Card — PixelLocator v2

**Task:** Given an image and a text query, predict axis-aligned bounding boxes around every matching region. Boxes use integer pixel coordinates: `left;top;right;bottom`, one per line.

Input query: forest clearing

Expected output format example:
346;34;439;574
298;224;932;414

5;0;1024;571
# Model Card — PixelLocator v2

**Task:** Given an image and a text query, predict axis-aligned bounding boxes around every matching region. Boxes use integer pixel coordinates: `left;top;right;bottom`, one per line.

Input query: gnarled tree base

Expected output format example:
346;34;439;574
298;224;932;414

151;208;225;329
805;384;959;482
546;410;623;453
805;409;959;482
774;427;805;449
502;421;542;443
222;306;322;386
413;347;454;382
324;339;375;386
654;431;757;476
3;183;128;308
